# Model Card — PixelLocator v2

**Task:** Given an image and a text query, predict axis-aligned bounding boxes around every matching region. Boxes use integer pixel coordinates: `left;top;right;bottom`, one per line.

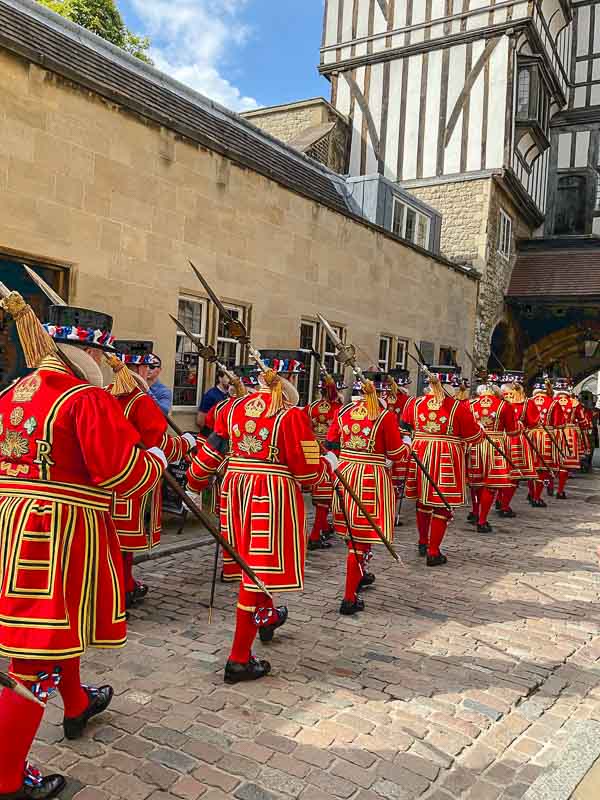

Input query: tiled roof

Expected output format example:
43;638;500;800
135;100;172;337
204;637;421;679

508;238;600;299
0;0;352;216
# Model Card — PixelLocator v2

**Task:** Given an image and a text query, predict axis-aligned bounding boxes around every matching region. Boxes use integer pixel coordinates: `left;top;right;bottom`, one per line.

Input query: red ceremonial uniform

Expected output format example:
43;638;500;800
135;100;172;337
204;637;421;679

531;393;565;470
557;394;586;470
307;396;341;507
0;357;164;660
188;390;326;593
384;390;409;429
403;394;483;506
326;401;408;545
111;388;192;551
468;394;518;489
508;398;541;480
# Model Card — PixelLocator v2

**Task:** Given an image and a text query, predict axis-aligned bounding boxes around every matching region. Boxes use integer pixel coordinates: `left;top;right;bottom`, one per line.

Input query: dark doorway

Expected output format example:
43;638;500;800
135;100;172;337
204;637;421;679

554;174;587;235
0;258;68;388
488;322;510;373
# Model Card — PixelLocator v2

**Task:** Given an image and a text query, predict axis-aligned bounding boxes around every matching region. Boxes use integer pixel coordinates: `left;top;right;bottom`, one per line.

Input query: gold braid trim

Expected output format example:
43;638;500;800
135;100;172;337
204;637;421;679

105;354;140;396
264;368;285;417
362;379;381;421
455;386;470;401
512;384;525;403
428;374;445;408
0;291;57;368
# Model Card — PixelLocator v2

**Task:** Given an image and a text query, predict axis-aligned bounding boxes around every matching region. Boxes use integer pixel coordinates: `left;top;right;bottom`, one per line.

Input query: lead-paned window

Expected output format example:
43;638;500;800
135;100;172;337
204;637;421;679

497;210;512;259
174;296;207;407
217;305;244;370
298;320;319;405
379;336;392;372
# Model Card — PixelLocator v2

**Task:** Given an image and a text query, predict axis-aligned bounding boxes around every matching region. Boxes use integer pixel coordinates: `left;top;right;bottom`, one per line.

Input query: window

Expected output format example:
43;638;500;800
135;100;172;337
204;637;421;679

298;320;319;405
392;197;431;249
554;174;587;235
515;63;550;134
174;296;207;408
439;346;457;366
379;336;392;372
217;305;244;370
323;325;344;376
497;210;512;259
395;339;408;370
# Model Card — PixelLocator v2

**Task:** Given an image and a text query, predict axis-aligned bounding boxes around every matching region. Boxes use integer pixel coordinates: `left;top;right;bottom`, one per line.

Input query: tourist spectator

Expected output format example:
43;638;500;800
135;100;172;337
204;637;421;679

147;354;172;415
197;370;230;429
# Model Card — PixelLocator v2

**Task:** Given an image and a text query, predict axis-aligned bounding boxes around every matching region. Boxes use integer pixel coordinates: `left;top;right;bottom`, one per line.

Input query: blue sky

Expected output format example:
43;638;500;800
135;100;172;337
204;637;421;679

119;0;331;111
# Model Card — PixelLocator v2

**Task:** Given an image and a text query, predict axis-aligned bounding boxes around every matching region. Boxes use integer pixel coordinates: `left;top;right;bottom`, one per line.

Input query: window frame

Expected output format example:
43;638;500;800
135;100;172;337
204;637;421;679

173;295;208;411
216;303;245;371
395;339;408;370
298;319;320;405
378;335;392;372
392;197;431;250
439;346;458;367
497;209;513;260
321;324;345;377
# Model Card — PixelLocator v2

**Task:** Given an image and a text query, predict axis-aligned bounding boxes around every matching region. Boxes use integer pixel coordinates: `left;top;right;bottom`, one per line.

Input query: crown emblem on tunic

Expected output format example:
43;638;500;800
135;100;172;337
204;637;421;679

244;395;267;418
350;404;368;421
13;373;41;403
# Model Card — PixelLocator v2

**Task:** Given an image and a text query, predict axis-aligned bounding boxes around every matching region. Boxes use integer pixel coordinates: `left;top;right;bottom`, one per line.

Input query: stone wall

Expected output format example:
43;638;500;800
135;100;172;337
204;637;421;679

410;177;532;364
0;49;478;428
243;100;336;144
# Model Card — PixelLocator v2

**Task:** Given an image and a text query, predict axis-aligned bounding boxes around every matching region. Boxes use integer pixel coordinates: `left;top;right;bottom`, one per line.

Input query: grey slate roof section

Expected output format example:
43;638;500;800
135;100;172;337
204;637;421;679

0;0;354;216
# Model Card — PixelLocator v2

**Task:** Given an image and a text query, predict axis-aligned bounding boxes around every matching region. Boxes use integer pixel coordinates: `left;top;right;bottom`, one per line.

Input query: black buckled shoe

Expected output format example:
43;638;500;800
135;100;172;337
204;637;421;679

322;527;335;540
307;535;332;551
426;553;448;567
556;491;567;499
224;656;271;684
498;509;516;518
358;572;375;590
125;582;148;609
532;498;547;508
418;544;428;557
467;512;477;524
339;597;365;615
258;606;288;643
63;685;114;740
477;522;493;534
494;499;502;511
1;773;66;800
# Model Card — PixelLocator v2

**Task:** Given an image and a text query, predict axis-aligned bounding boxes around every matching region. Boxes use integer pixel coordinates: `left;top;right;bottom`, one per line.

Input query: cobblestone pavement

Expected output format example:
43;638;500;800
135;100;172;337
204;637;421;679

15;473;600;800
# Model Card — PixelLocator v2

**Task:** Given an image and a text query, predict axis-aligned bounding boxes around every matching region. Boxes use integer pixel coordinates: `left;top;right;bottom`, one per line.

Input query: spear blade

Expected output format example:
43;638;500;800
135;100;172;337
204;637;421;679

188;261;249;343
23;265;66;305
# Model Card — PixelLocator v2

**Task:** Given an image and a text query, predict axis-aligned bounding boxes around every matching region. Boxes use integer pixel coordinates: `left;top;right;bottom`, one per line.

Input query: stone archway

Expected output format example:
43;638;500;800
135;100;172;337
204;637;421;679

523;321;600;384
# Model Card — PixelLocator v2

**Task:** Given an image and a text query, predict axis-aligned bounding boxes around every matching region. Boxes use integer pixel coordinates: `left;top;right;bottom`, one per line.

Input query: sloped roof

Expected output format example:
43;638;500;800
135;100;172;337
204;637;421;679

0;0;352;216
508;238;600;300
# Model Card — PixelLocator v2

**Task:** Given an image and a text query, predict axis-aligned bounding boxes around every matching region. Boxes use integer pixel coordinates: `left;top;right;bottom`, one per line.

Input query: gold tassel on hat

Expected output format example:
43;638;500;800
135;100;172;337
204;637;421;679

387;376;399;399
427;373;446;408
105;353;140;396
512;382;525;403
264;369;285;417
362;379;381;421
0;291;58;368
545;378;554;397
231;376;247;398
455;384;470;401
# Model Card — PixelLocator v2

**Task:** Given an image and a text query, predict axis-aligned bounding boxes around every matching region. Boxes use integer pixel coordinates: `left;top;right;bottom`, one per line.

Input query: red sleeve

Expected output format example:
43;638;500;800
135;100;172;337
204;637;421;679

72;388;163;498
279;408;324;488
128;391;168;448
454;402;485;444
401;397;417;427
381;410;409;465
187;400;231;491
549;401;565;427
525;400;540;428
161;432;193;463
326;410;342;451
500;401;519;435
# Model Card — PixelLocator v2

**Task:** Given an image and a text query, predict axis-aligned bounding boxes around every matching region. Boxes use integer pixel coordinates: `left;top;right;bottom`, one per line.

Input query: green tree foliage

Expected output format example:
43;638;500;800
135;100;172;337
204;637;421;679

37;0;152;64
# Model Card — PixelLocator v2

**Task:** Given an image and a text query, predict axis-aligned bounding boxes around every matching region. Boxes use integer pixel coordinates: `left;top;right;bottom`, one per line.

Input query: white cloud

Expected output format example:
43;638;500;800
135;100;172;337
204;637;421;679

128;0;259;112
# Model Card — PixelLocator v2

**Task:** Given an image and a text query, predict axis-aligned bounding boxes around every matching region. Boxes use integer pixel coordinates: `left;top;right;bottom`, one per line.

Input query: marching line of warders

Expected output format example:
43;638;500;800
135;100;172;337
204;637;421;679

0;264;594;799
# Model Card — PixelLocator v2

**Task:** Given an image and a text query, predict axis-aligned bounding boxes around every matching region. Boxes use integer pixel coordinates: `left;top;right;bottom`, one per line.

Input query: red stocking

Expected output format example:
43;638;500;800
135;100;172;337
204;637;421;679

478;488;496;525
229;586;263;663
500;485;517;512
58;658;90;719
558;470;568;494
309;506;329;542
343;542;365;602
470;488;480;515
428;510;451;556
0;661;64;792
416;503;432;545
534;478;545;501
122;552;136;593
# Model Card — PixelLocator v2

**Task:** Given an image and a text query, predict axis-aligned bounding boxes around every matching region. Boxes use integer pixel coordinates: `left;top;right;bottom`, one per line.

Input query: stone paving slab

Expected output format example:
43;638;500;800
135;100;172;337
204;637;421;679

5;473;600;800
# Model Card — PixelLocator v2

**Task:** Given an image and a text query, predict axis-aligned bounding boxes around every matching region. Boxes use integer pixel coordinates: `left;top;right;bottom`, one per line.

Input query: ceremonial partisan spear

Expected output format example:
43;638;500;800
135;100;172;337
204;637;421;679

20;266;270;598
187;263;402;564
0;671;45;708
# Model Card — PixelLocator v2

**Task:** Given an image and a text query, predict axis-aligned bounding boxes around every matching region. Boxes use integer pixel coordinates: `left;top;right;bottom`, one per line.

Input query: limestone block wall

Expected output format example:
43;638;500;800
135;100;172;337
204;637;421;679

243;100;335;144
0;49;478;427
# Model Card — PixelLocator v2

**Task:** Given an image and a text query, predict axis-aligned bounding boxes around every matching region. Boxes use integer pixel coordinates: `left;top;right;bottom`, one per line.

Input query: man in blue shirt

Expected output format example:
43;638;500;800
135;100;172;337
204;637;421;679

197;370;231;429
147;355;173;415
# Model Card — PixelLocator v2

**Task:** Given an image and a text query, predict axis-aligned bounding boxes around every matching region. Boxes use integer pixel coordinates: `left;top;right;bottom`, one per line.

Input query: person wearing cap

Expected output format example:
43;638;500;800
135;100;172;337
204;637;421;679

0;298;166;800
498;373;541;513
146;353;172;415
403;367;484;564
108;341;196;608
306;374;344;551
187;351;329;683
326;372;409;614
531;377;566;502
554;380;586;498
